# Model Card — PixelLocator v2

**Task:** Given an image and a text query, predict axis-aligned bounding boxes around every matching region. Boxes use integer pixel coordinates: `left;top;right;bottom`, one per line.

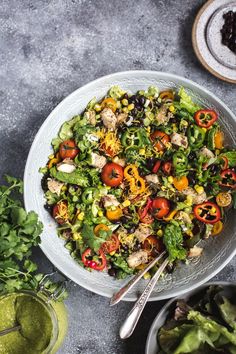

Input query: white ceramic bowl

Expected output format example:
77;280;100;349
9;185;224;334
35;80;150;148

24;71;236;301
145;281;236;354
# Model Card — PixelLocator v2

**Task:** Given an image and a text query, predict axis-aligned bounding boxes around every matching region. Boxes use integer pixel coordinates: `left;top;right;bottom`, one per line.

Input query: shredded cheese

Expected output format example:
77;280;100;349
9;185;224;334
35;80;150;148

99;129;122;157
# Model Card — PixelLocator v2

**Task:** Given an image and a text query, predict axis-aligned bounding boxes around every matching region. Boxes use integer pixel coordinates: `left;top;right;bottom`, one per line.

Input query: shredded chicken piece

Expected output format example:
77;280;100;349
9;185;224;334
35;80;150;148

101;107;117;130
84;110;96;125
134;224;152;242
116;112;128;125
182;187;207;204
171;132;188;148
47;178;64;196
102;194;120;208
91;152;107;169
188;246;203;257
57;159;76;173
199;147;215;159
145;174;160;185
127;250;149;268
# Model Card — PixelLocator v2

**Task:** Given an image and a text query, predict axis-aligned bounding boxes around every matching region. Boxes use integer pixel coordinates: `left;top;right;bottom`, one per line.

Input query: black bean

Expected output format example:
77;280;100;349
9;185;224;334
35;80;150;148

139;95;146;105
127;226;136;234
41;173;50;192
44;203;53;213
108;268;117;277
133;242;141;251
122;244;129;252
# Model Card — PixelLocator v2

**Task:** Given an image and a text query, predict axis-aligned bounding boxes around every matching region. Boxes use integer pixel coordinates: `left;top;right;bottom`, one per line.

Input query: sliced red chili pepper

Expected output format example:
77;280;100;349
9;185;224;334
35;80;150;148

152;160;161;174
82;248;107;271
220;156;229;170
194;109;218;129
162;161;172;175
219;168;236;189
193;202;221;224
138;198;154;224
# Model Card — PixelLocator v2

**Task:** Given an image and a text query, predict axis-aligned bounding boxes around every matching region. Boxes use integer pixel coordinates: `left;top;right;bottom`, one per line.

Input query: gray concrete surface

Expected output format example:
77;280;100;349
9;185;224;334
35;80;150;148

0;0;236;353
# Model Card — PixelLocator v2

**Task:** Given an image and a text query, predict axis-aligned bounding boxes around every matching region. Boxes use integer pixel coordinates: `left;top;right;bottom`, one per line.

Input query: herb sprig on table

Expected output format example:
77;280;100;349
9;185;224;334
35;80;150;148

0;175;67;300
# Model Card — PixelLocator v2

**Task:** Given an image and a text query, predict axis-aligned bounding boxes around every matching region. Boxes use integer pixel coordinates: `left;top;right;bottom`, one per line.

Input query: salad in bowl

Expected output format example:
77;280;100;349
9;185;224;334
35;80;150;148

40;85;236;280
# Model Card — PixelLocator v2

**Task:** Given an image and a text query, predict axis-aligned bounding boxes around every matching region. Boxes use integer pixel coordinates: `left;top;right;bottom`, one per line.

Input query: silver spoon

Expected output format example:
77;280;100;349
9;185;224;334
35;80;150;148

0;325;21;336
110;251;167;306
119;257;169;339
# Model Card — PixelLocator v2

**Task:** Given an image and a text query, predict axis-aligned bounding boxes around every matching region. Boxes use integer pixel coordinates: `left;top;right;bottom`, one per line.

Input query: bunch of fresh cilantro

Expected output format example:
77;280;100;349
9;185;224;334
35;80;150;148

0;175;67;300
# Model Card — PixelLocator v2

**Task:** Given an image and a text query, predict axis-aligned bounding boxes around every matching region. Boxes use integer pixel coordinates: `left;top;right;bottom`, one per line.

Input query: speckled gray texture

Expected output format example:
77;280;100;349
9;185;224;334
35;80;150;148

0;1;236;353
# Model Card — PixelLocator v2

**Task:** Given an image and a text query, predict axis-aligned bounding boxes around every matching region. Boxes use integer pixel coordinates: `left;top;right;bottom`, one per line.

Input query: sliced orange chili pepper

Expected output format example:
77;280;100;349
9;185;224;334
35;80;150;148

106;207;123;221
211;220;223;236
94;224;110;236
214;130;224;149
159;91;174;101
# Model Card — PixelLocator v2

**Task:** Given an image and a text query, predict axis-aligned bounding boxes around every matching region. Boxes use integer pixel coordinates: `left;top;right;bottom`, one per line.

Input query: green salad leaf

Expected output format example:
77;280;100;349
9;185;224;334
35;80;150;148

219;151;236;167
50;166;89;186
178;87;201;115
163;222;187;262
81;223;108;252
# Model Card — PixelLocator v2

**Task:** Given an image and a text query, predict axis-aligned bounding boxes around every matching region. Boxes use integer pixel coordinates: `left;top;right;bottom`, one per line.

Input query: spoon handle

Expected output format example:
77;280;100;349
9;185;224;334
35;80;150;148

0;325;21;337
110;251;166;306
119;257;169;339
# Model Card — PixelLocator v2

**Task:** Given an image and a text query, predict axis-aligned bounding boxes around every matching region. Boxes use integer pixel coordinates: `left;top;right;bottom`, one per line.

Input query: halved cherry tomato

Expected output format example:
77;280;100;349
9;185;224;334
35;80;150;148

194;109;218;129
101;97;117;112
101;234;120;254
151;197;170;219
52;200;68;224
82;248;106;271
150;131;170;151
193;202;221;224
216;192;232;207
101;163;124;187
220;169;236;189
142;235;164;256
94;224;110;236
106;207;123;221
211;220;223;236
159;91;174;101
162;161;172;175
214;130;224;149
152;160;161;174
59;140;79;160
138;198;154;224
173;176;189;191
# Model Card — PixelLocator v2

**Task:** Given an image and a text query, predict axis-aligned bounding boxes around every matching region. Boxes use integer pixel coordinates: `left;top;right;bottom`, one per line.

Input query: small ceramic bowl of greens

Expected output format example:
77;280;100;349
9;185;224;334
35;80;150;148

145;281;236;354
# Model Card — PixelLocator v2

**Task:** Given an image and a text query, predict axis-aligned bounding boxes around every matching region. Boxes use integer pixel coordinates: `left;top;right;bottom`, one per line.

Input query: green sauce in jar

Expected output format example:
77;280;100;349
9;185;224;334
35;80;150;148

0;291;67;354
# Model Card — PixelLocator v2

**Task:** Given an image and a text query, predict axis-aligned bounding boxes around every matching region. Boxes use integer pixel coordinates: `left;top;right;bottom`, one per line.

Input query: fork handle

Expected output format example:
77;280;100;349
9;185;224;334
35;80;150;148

119;258;169;339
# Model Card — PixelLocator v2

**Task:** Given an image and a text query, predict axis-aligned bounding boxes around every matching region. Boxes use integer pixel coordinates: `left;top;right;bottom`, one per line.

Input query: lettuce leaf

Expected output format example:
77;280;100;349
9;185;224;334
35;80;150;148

178;87;201;115
163;222;187;262
219;151;236;167
50;166;89;187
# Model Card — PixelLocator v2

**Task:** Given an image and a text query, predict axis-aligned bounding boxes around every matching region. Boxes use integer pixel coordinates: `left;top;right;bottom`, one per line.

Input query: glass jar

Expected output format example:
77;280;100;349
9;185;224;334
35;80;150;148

0;290;68;354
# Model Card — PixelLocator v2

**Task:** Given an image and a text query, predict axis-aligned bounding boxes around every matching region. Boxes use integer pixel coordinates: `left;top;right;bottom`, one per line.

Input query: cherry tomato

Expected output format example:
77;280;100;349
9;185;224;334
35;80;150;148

142;235;164;256
52;200;68;224
162;161;172;175
82;248;106;271
59;140;79;160
216;192;232;207
173;176;189;191
138;198;154;224
194;109;218;129
151;197;170;219
152;160;161;173
193;202;221;224
150;131;170;152
219;169;236;189
211;221;223;236
101;234;120;254
101;97;117;112
101;163;124;187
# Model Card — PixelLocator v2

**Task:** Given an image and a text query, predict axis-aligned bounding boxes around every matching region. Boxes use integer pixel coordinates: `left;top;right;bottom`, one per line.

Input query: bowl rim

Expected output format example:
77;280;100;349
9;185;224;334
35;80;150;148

145;280;236;354
24;70;236;301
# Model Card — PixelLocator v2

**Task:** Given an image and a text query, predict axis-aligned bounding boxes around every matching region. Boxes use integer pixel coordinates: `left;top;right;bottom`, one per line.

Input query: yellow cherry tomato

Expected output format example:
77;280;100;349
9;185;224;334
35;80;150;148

173;176;189;191
216;192;232;207
94;224;110;236
211;220;223;236
106;207;123;221
214;131;224;149
101;97;117;112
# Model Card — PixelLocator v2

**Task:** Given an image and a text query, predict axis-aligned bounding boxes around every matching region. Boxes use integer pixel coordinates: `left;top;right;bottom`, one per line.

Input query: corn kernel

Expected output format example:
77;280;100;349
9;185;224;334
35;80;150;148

143;272;151;279
109;251;116;256
122;98;128;106
77;212;84;221
73;232;82;241
122;107;129;113
186;195;193;206
48;154;54;160
157;229;163;237
128;103;135;111
139;148;145;155
168;176;174;183
194;185;204;194
215;149;220;155
61;185;67;192
98;210;103;217
94;104;102;112
202;128;207;132
185;230;193;237
169;105;175;113
122;200;131;207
